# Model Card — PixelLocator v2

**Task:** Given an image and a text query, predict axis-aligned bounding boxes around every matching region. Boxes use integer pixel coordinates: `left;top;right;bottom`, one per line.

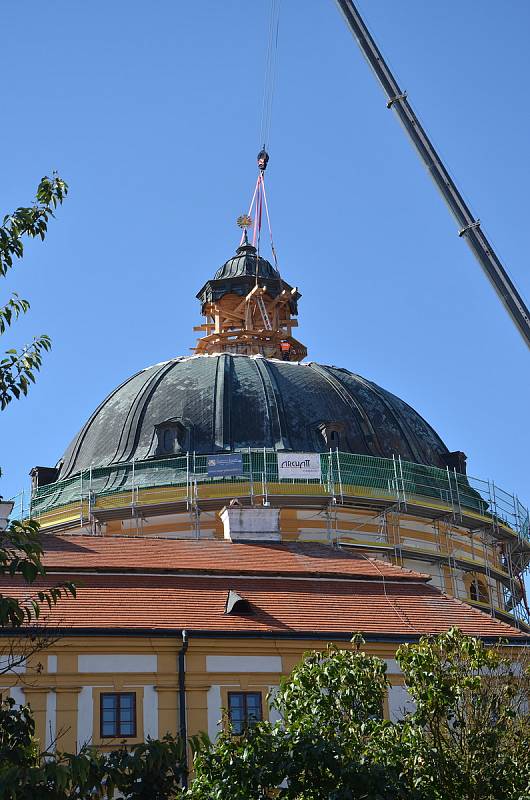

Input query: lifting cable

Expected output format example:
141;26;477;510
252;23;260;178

259;0;281;154
238;0;282;281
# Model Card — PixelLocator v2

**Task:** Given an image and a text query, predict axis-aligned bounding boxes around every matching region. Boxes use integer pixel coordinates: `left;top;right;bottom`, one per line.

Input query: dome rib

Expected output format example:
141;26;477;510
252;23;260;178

325;368;421;463
373;385;450;468
308;364;385;458
111;360;181;465
213;354;231;451
58;367;152;477
253;358;292;451
56;354;450;480
353;373;435;465
213;243;279;282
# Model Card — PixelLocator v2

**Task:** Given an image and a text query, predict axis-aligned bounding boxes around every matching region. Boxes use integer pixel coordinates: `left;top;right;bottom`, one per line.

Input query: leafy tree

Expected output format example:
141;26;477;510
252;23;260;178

0;176;186;800
104;735;186;800
0;175;74;650
0;699;186;800
191;636;401;800
0;519;75;631
396;627;530;800
0;174;67;410
190;629;530;800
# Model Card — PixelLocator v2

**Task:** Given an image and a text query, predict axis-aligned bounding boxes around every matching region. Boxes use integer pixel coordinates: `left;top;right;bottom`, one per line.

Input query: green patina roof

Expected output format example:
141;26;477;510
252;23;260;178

214;241;279;281
196;240;297;308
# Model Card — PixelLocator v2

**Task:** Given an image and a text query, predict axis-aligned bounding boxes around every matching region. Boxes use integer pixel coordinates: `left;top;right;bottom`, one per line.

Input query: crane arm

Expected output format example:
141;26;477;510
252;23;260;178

335;0;530;350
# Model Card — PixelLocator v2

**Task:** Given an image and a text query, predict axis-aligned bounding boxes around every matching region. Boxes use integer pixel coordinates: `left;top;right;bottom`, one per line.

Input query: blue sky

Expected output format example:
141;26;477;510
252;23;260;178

1;0;529;513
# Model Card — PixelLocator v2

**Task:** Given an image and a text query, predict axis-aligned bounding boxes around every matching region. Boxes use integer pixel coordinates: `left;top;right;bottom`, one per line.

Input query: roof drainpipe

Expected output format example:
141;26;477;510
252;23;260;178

178;629;189;789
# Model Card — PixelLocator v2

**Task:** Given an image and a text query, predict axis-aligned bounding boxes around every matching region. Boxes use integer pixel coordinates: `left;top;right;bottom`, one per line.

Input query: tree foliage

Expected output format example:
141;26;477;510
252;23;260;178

0;173;76;632
0;698;186;800
0;174;67;410
396;627;530;800
0;519;75;629
0;174;187;799
190;629;530;800
191;636;400;800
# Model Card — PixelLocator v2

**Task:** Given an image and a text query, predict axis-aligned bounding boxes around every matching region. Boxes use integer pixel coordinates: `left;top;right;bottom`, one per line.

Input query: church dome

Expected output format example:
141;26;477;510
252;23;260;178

57;353;449;480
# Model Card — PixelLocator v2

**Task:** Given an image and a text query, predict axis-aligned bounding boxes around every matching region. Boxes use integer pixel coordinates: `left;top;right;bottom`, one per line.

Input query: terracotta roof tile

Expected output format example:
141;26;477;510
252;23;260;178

2;573;525;639
40;535;428;581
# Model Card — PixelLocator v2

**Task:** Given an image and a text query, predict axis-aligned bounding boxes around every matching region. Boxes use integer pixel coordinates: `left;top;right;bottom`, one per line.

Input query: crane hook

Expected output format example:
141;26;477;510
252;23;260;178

257;148;269;172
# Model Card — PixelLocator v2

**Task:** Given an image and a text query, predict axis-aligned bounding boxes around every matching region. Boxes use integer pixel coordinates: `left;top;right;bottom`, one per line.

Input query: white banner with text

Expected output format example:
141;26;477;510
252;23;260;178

277;452;322;480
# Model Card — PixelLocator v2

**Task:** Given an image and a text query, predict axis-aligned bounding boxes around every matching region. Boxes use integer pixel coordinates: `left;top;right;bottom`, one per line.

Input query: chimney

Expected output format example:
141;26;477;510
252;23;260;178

441;451;467;475
29;466;59;493
220;505;281;543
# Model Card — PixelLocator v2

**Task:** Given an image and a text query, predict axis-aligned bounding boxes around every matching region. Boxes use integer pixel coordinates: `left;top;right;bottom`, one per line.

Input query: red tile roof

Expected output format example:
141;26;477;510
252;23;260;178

2;573;525;639
1;535;520;640
40;535;428;582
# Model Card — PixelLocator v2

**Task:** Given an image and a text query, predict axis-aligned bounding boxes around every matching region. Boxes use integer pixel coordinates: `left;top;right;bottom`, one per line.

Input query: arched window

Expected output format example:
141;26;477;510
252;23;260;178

469;578;489;604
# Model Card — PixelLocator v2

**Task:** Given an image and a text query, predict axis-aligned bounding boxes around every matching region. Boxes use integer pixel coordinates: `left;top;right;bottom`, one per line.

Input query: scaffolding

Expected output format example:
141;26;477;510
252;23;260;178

11;449;530;627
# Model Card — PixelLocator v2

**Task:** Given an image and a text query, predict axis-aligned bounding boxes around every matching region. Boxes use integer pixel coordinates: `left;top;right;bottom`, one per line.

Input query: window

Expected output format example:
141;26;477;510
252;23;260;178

469;579;489;604
100;692;137;738
315;422;345;451
329;429;340;449
228;691;262;734
163;428;174;452
153;419;191;457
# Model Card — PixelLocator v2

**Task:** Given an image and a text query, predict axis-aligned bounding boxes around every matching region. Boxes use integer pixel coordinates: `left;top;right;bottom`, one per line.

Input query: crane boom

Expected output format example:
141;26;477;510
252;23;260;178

335;0;530;350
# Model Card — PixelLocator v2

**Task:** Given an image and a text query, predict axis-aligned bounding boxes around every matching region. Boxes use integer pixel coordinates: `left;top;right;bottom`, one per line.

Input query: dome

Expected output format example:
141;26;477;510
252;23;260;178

57;353;450;480
213;241;279;281
195;240;295;311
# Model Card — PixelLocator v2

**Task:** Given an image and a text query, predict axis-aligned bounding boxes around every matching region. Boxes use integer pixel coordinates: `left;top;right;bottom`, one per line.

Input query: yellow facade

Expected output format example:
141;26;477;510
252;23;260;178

2;634;410;754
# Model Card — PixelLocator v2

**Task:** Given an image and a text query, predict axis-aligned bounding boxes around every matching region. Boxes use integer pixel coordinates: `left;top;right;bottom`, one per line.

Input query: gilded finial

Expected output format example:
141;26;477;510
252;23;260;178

237;214;253;230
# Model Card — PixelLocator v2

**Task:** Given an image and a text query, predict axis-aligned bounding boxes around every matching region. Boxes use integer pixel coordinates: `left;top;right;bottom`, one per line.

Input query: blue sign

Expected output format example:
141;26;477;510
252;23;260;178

207;453;244;478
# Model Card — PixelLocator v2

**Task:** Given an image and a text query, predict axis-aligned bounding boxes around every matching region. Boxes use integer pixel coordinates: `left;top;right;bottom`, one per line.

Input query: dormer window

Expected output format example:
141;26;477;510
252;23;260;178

153;419;191;457
224;590;252;615
316;422;345;451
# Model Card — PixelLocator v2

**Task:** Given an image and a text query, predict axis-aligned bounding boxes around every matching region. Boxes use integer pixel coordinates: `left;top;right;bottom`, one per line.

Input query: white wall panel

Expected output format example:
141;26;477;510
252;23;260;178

9;686;24;707
143;685;158;740
207;685;222;741
78;655;157;673
77;686;93;750
46;690;57;751
206;656;282;673
268;686;282;724
388;684;415;721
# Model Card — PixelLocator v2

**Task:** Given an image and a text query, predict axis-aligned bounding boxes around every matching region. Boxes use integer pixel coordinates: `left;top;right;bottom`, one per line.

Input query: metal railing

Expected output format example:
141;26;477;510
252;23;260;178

10;450;529;544
8;449;530;628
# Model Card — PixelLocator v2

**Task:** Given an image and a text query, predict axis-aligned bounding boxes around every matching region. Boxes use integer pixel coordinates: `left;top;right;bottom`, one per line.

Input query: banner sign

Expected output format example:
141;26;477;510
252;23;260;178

207;453;244;478
277;452;322;480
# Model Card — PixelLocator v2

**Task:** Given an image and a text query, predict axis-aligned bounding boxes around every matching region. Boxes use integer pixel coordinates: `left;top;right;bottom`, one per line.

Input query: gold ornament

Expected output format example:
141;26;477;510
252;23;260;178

237;214;253;230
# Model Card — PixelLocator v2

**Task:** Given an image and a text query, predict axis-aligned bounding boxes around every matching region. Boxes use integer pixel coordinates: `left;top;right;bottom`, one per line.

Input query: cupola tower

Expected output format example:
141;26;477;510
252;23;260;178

193;152;307;361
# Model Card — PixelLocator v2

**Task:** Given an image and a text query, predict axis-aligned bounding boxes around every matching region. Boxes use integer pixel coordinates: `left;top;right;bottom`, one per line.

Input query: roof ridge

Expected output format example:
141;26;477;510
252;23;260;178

41;565;427;582
42;534;430;581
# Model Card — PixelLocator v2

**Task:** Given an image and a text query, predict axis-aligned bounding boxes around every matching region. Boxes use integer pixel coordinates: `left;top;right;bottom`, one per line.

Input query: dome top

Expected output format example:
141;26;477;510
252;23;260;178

213;241;279;282
56;353;450;480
